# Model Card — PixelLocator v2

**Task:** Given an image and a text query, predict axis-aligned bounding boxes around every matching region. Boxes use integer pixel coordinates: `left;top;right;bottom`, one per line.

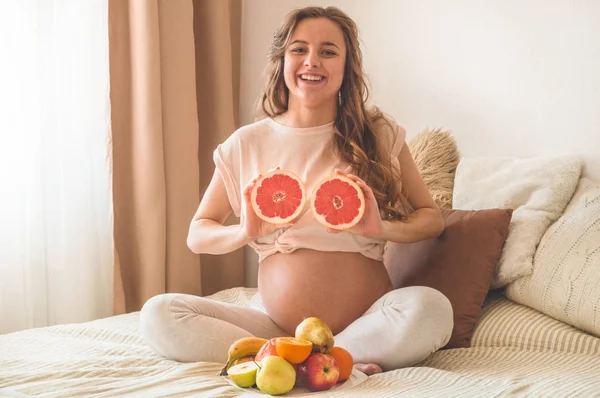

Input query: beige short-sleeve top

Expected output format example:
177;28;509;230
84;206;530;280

213;116;406;263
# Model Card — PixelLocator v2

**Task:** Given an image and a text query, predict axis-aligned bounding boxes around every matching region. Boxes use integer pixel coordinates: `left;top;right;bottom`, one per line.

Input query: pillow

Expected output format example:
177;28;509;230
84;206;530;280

506;178;600;337
384;208;513;349
408;128;460;210
453;156;582;288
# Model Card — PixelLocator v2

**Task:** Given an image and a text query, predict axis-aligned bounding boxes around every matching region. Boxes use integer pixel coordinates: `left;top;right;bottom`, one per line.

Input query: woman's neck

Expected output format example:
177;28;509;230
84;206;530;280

276;99;337;128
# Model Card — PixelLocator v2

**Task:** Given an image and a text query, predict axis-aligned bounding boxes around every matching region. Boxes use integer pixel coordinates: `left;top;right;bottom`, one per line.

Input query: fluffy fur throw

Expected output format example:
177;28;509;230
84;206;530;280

408;128;460;209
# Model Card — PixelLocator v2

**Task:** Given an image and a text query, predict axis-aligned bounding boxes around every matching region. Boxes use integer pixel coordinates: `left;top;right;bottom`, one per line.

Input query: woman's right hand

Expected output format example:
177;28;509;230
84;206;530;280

241;173;296;240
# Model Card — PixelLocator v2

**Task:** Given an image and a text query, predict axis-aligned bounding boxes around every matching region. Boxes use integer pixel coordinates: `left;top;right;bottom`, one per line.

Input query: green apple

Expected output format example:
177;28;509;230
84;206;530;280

256;356;296;395
228;361;260;388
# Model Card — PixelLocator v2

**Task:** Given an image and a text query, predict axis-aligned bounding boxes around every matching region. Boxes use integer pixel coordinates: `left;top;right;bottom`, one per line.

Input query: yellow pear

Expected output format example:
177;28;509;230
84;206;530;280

256;356;296;395
295;317;334;353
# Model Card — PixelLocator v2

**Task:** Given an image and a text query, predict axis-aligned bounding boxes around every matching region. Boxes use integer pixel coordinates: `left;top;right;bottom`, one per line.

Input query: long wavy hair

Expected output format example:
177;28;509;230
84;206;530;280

258;6;413;219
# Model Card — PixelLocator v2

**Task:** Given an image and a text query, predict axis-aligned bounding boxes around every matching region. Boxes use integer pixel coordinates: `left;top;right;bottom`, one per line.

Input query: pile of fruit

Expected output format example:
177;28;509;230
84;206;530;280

220;317;354;395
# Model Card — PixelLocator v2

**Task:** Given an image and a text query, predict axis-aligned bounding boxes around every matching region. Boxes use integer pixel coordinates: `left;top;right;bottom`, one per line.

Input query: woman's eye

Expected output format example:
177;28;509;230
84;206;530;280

289;48;336;56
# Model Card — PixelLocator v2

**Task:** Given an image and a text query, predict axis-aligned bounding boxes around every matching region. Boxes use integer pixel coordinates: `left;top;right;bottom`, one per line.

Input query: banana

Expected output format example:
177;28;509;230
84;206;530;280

232;355;255;366
219;336;268;376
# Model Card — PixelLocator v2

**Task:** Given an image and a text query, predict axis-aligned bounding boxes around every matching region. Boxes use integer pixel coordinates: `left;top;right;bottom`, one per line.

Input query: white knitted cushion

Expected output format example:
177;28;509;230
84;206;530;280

506;178;600;337
453;156;582;288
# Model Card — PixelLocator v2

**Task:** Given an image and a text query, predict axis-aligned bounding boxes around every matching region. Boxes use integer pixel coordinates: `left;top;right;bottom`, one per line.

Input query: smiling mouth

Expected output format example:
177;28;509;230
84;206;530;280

299;74;325;82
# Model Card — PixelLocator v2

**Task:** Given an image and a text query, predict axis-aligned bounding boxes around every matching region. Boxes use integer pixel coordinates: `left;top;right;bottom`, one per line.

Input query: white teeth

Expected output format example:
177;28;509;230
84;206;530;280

300;75;323;81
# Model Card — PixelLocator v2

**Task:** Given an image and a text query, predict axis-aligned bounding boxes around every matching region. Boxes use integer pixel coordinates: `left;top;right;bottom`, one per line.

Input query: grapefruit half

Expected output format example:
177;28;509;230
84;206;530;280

250;169;306;224
311;174;365;230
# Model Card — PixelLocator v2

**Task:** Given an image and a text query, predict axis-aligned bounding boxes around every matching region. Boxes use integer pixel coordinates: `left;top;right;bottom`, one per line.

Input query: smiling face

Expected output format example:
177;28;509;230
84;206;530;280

283;17;347;110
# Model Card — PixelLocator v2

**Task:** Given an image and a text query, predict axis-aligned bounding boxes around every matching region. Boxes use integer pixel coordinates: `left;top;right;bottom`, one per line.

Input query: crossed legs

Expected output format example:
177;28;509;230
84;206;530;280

140;286;453;371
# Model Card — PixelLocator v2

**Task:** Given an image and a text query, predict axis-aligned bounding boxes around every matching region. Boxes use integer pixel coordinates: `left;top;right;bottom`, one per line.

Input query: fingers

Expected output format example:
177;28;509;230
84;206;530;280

243;174;262;197
244;175;260;189
345;173;361;183
335;165;353;175
335;169;362;184
354;179;375;198
355;180;373;193
327;228;342;234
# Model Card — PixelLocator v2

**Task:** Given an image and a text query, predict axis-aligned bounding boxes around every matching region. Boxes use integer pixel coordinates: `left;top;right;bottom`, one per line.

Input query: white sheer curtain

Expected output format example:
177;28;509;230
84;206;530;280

0;0;113;334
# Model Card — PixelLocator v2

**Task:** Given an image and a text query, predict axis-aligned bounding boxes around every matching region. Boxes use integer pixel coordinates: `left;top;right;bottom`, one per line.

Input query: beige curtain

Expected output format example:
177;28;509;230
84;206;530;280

192;0;245;297
109;0;243;314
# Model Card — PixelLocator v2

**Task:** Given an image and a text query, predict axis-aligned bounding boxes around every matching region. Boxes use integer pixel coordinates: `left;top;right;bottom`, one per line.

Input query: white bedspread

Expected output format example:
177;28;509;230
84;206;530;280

2;288;600;397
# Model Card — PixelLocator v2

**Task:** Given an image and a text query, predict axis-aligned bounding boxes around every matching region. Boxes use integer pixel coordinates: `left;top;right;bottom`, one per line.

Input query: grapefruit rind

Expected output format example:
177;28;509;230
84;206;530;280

310;174;365;230
250;169;306;224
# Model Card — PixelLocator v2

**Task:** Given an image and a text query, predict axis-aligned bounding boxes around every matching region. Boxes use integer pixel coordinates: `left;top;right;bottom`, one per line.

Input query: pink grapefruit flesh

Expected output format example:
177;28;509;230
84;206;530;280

311;174;365;230
250;169;306;224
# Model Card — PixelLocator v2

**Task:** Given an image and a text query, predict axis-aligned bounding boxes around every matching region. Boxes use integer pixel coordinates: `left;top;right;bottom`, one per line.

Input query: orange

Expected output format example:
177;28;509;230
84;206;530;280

275;337;313;364
328;346;353;382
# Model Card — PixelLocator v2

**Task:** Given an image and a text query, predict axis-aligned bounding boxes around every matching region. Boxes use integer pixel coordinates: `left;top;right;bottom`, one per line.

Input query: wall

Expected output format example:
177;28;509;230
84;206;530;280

239;0;600;286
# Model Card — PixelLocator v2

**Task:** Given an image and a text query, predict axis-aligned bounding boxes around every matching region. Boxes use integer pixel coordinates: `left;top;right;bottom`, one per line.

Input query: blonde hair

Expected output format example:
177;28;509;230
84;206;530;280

259;6;412;219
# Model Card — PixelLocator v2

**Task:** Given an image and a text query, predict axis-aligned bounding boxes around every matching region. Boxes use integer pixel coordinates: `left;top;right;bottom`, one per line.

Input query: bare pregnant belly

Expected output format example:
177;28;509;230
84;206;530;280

258;249;393;335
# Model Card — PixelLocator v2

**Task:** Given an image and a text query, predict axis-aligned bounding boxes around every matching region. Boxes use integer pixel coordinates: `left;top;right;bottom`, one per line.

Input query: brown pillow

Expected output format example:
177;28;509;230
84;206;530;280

383;208;513;349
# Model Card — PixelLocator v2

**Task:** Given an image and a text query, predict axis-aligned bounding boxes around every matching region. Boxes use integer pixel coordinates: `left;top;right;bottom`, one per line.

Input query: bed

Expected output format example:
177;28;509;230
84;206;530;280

3;135;600;397
2;286;600;397
3;139;600;397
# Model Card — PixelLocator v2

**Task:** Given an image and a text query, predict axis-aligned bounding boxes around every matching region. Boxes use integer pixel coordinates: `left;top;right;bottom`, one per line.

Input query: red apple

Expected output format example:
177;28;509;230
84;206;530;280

298;353;340;392
295;362;307;387
255;338;278;362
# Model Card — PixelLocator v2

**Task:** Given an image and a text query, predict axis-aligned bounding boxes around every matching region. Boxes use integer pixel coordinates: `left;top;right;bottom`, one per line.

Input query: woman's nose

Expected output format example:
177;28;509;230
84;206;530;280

304;53;320;68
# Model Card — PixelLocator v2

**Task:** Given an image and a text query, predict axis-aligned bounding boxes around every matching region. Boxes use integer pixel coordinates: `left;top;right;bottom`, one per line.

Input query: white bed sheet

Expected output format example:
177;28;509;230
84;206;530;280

2;288;600;397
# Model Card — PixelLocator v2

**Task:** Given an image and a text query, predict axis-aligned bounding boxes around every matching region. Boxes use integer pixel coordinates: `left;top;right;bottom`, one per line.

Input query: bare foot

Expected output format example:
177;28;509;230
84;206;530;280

354;363;383;376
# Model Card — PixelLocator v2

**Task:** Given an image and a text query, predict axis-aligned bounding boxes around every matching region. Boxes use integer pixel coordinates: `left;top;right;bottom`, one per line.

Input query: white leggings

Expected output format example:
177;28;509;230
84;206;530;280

140;286;453;371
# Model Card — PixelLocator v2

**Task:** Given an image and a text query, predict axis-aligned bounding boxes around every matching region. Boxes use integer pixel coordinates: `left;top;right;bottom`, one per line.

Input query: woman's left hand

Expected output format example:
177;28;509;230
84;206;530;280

327;169;383;237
